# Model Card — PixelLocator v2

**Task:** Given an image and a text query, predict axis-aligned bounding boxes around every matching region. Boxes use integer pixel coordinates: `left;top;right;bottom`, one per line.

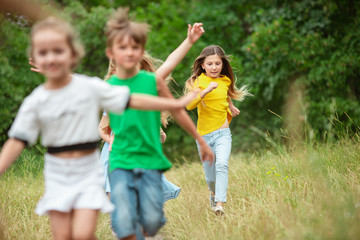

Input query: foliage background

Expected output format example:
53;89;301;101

0;0;359;159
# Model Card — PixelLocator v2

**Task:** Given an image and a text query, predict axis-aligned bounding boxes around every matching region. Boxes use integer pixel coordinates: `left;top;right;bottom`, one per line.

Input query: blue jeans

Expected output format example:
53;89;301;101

101;143;181;201
109;168;165;239
162;174;181;201
197;128;232;203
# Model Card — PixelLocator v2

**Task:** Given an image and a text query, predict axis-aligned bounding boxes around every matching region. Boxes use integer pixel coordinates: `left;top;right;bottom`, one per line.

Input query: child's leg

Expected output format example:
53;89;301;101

138;169;165;236
72;209;99;240
161;174;181;202
110;169;138;239
197;139;216;207
49;210;72;240
212;129;232;205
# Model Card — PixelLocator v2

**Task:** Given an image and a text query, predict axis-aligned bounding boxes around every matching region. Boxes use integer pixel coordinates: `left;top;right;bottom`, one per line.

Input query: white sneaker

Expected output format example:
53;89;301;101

214;205;224;215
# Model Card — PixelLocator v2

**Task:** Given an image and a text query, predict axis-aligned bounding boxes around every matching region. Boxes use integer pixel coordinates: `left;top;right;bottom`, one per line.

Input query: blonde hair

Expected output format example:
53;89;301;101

104;59;116;80
185;45;250;101
30;17;85;69
105;7;149;48
104;52;173;127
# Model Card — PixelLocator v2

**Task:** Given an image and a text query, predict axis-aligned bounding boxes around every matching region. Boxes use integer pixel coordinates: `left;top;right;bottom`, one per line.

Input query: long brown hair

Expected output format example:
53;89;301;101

185;45;250;101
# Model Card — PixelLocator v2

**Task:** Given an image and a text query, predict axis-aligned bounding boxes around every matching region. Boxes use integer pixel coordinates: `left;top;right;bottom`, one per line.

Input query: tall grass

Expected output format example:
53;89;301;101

162;137;360;240
1;137;360;239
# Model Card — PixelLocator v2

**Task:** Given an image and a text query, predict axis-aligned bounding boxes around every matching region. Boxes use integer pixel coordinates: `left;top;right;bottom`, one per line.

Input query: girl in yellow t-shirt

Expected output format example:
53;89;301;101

185;45;251;215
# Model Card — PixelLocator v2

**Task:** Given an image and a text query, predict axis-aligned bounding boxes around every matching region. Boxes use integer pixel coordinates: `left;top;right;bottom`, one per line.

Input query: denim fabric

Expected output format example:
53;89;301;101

197;128;232;203
110;168;165;238
162;174;181;202
100;143;180;200
100;142;111;193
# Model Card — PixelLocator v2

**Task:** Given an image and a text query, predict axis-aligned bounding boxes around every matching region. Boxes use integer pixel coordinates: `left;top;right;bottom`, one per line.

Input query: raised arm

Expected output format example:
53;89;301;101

156;23;205;80
0;138;26;175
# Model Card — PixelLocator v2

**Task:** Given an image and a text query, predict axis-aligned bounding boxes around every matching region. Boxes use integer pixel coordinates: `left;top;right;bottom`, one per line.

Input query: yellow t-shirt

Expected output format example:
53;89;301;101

186;73;232;136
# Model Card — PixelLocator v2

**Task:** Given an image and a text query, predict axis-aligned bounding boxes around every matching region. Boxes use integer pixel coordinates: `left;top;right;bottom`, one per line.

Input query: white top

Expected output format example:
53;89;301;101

8;74;130;147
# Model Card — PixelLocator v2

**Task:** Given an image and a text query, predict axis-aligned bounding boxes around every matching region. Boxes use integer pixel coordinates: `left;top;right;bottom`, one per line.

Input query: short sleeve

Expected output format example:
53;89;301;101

8;96;40;146
90;77;131;114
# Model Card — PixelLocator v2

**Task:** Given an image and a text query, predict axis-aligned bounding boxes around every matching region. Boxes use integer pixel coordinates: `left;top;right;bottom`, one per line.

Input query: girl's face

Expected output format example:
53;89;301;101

32;29;74;82
201;54;223;79
107;35;144;71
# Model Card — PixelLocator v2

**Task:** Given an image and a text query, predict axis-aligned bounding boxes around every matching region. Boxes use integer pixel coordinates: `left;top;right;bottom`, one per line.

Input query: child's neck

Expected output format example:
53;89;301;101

116;66;140;79
44;74;72;90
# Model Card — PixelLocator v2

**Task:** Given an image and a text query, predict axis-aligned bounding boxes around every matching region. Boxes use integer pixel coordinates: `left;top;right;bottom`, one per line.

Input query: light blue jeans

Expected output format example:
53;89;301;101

100;142;111;193
197;128;232;203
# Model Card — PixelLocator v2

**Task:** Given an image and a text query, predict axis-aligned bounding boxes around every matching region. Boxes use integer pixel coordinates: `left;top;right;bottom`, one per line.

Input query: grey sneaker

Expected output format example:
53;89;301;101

214;205;224;216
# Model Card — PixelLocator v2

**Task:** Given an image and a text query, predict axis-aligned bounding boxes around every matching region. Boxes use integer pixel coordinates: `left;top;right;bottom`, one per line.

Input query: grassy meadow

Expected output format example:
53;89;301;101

1;138;360;240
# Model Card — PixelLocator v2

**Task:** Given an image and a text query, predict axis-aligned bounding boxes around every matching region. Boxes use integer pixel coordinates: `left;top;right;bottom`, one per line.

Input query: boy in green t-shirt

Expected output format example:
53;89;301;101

104;8;214;240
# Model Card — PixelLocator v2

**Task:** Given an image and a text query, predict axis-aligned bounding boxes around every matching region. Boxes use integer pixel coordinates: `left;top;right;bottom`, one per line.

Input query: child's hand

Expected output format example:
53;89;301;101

29;58;42;73
229;101;240;117
160;128;167;143
187;23;205;44
199;141;214;166
203;81;218;95
200;82;217;99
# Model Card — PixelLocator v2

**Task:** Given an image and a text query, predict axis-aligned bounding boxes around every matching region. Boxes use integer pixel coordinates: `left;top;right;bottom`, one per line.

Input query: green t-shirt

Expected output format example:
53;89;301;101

107;70;172;172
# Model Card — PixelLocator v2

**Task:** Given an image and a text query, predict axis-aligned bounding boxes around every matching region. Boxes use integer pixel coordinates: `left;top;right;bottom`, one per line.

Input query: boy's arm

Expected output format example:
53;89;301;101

0;138;26;175
186;93;202;111
156;79;214;164
156;23;205;81
128;91;198;111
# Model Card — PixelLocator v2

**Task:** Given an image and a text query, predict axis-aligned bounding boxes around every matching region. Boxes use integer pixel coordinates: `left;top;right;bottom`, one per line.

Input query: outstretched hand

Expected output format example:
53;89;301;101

187;23;205;44
199;141;214;166
29;58;42;73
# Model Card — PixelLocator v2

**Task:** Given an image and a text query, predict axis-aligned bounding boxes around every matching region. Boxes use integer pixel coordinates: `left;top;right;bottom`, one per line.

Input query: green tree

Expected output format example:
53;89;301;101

1;0;359;159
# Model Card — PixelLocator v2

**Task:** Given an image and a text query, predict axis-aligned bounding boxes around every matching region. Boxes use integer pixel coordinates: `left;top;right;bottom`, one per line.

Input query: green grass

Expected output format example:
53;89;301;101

1;138;360;239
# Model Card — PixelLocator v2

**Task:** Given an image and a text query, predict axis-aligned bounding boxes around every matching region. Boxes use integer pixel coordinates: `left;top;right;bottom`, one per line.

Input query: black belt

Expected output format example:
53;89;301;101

47;141;98;154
